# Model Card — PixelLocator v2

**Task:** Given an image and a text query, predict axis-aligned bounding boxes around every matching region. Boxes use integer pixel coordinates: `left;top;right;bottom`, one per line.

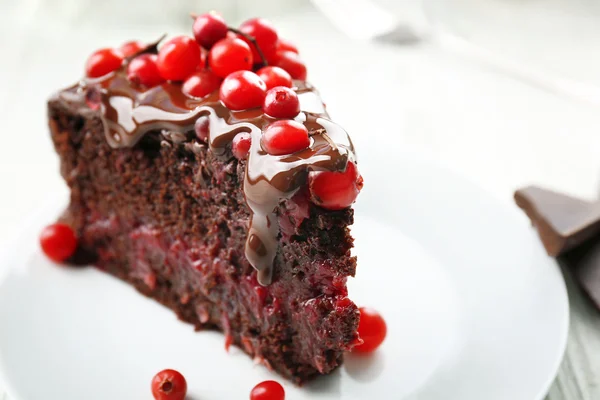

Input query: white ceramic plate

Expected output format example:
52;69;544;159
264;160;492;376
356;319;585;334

0;150;568;400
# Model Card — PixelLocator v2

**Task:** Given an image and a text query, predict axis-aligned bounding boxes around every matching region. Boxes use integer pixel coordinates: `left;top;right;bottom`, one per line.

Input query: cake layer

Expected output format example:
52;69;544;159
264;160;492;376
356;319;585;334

48;97;360;383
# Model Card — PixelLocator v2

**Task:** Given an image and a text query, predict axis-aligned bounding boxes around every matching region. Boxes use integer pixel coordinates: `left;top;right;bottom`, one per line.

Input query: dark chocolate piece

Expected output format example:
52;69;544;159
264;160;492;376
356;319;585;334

514;186;600;256
560;239;600;310
515;185;600;310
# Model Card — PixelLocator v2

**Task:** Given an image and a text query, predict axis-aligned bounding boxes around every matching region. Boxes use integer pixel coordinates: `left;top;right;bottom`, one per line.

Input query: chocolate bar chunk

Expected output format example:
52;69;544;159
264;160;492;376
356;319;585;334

515;185;600;309
514;186;600;256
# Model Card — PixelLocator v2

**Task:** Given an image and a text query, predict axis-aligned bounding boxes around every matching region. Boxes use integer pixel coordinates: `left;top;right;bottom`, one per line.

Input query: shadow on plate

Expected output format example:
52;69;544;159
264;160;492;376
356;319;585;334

303;352;385;395
344;352;385;382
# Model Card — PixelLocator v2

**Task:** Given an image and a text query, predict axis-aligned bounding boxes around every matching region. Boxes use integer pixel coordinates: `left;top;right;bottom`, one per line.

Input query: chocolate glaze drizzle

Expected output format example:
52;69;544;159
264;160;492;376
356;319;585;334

58;62;355;285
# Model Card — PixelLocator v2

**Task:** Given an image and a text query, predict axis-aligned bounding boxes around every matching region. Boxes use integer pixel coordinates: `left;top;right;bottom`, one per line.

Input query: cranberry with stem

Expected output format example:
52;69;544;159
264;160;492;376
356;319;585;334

151;369;187;400
238;18;279;64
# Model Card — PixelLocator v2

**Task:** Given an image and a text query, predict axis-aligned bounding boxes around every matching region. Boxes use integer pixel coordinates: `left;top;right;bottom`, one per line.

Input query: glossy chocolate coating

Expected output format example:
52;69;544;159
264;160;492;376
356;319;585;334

57;64;355;285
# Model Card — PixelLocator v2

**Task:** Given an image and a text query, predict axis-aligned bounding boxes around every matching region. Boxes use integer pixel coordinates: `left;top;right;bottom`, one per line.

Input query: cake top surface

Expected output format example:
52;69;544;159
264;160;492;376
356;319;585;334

54;13;363;285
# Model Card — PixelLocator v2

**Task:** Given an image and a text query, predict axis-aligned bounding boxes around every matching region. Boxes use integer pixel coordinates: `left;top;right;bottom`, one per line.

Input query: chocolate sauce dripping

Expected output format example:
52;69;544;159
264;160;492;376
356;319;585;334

59;68;355;285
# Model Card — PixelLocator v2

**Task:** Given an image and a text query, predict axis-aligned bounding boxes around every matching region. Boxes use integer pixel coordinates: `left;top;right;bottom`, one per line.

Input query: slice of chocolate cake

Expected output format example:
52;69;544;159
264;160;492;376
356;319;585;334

47;15;363;383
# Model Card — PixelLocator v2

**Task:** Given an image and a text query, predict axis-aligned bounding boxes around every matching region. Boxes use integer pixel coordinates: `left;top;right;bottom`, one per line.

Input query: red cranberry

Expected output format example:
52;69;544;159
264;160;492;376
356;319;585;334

219;70;266;110
209;37;253;78
119;40;145;57
275;51;307;80
225;334;233;352
151;369;187;400
263;87;300;118
232;132;252;160
40;223;77;263
355;307;387;353
250;380;285;400
262;120;309;156
335;297;353;309
193;12;228;49
198;49;207;69
182;70;222;98
194;116;210;142
127;54;164;88
157;36;201;81
85;48;123;78
85;87;102;110
277;38;299;54
256;66;292;89
308;161;363;210
239;18;279;63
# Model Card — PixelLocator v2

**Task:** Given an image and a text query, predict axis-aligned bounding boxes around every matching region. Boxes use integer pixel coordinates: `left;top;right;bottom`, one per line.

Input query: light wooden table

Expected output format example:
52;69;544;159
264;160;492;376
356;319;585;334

546;264;600;400
1;4;600;400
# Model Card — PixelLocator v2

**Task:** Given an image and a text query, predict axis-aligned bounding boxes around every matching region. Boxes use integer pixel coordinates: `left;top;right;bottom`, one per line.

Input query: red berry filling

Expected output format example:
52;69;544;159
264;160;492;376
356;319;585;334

151;369;187;400
232;132;252;160
85;48;123;78
193;12;228;49
157;36;201;81
182;70;222;98
40;223;78;262
239;18;279;64
219;70;266;110
256;66;293;90
209;37;253;78
250;380;285;400
127;54;164;88
275;51;307;80
263;87;300;119
262;120;310;156
308;161;363;210
194;116;210;142
354;307;387;353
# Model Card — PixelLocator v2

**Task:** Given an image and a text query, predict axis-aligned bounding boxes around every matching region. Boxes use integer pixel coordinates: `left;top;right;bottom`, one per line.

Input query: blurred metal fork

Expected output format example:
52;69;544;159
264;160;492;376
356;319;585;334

311;0;600;108
310;0;425;44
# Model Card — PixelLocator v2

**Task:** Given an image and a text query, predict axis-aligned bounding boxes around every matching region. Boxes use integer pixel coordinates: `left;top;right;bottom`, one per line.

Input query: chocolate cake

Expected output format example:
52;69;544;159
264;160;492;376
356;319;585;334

47;15;362;383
